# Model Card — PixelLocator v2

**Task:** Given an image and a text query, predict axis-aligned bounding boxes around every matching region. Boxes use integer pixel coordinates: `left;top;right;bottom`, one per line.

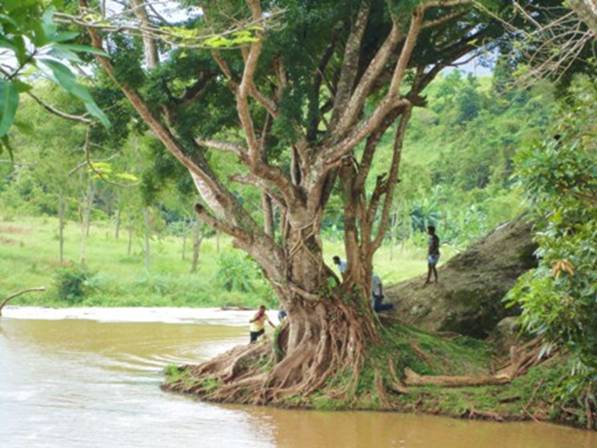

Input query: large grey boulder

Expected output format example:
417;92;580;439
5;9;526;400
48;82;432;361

386;217;537;338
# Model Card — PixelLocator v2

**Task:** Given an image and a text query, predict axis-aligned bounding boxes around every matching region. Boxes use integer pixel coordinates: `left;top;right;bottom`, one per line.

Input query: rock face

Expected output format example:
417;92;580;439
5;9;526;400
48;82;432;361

386;217;538;338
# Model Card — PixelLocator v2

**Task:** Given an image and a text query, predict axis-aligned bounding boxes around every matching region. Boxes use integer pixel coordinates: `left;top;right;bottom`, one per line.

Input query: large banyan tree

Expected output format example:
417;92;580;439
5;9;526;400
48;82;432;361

72;0;510;402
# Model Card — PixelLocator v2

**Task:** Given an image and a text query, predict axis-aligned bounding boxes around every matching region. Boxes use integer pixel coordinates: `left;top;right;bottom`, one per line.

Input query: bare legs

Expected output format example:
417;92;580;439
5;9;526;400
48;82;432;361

424;264;438;286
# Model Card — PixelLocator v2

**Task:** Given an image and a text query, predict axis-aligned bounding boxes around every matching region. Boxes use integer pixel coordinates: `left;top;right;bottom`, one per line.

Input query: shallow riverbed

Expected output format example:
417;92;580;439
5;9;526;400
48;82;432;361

0;307;594;448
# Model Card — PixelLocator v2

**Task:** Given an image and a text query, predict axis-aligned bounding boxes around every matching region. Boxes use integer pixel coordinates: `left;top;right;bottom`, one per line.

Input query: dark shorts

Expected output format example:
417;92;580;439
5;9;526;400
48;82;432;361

428;254;440;266
250;329;265;343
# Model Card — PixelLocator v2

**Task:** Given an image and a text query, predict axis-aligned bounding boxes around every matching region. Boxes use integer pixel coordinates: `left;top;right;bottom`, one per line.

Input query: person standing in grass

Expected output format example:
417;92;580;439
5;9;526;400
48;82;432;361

249;305;275;343
424;225;440;286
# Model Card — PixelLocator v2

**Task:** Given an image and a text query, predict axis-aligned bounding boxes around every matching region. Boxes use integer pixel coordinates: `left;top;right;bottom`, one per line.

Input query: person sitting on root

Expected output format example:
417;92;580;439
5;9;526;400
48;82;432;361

424;225;440;286
249;305;275;344
372;273;394;313
277;308;287;322
332;255;347;275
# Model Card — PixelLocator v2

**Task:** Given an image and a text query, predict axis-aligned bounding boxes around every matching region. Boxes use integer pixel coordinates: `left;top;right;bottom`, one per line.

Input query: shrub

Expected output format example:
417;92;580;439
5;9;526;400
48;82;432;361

54;265;92;302
215;251;263;293
508;75;596;387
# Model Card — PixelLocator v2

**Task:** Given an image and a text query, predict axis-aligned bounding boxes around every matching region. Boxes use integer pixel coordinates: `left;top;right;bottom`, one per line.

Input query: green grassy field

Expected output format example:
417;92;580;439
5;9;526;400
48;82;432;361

0;215;454;308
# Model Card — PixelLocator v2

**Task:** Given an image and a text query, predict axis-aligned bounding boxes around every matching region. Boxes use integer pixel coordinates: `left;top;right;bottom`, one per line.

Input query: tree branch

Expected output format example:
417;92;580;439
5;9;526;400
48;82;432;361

317;6;424;167
27;92;92;124
423;0;472;8
371;107;412;251
0;287;46;316
194;203;250;242
130;0;159;69
237;0;265;161
195;138;248;159
229;173;287;208
329;0;372;129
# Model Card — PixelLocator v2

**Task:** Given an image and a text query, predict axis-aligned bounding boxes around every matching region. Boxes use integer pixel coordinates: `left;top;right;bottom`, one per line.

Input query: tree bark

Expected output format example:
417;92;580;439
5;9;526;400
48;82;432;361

130;0;159;69
262;193;275;239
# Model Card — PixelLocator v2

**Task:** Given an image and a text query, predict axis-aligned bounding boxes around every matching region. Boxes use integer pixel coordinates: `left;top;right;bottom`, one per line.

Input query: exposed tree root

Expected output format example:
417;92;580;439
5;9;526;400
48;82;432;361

374;368;392;409
165;296;378;405
163;316;565;428
386;356;408;394
403;337;552;388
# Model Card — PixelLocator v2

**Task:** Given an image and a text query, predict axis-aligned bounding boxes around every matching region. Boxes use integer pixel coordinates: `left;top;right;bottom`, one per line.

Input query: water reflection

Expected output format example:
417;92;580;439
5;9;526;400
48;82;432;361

0;312;594;448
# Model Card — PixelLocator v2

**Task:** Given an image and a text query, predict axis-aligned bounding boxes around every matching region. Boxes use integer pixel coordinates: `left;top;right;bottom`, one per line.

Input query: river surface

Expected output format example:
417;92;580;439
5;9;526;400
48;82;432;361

1;307;595;448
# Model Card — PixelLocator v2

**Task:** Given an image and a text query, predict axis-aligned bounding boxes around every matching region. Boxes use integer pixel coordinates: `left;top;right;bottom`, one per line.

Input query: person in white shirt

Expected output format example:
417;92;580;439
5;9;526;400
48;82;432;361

371;274;393;312
332;255;347;274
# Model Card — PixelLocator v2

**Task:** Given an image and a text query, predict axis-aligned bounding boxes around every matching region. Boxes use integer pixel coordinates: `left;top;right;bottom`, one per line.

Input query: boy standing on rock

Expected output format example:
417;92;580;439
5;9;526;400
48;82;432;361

424;225;440;286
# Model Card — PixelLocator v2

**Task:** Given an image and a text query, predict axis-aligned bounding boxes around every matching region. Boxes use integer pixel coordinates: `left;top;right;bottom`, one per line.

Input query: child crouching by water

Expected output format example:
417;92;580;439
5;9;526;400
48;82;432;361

249;305;275;343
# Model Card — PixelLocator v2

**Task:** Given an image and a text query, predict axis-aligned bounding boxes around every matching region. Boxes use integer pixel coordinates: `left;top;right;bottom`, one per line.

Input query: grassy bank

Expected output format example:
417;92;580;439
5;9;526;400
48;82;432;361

0;215;455;308
164;321;591;429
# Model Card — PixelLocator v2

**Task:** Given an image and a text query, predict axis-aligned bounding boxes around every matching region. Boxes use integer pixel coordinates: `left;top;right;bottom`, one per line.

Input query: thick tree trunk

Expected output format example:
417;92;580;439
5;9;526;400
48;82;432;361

168;206;379;403
171;288;377;404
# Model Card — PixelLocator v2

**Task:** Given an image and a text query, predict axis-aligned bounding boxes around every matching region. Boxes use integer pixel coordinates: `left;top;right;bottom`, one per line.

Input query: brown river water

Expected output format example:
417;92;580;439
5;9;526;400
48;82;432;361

0;307;595;448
